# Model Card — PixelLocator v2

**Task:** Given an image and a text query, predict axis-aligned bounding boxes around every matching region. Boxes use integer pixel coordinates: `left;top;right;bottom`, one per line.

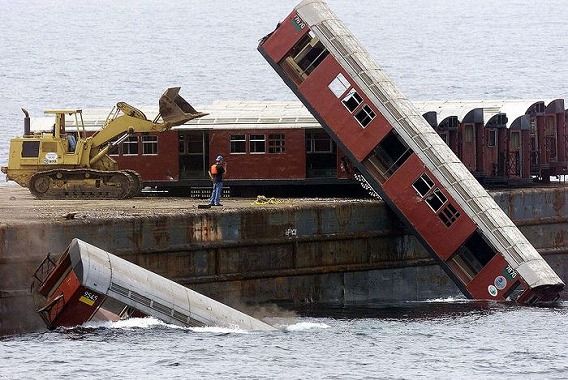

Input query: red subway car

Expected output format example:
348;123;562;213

257;0;563;303
41;97;567;196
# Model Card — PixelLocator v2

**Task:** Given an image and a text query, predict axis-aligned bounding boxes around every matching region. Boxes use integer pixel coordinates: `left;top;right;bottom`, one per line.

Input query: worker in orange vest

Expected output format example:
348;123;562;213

208;155;226;206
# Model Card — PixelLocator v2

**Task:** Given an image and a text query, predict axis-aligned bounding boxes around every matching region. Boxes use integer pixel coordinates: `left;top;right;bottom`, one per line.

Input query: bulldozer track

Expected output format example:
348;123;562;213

28;169;141;200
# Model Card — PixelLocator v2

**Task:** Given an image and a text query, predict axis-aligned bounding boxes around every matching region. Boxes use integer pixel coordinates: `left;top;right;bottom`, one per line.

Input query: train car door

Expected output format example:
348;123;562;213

178;131;209;179
305;128;337;178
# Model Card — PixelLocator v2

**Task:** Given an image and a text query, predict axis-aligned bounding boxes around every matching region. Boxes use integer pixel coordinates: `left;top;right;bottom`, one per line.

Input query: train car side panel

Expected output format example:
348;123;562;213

260;12;311;63
465;254;521;300
297;56;392;161
209;129;306;180
382;154;477;260
116;131;179;182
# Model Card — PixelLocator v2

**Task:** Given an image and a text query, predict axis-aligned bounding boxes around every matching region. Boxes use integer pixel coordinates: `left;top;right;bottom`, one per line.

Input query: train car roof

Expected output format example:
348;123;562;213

28;99;562;132
414;100;550;128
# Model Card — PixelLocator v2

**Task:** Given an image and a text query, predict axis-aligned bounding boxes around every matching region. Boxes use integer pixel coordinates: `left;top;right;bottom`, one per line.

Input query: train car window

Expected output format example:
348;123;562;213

511;131;520;150
329;73;350;97
354;105;376;128
187;134;204;154
142;135;158;155
280;33;329;83
108;137;120;156
342;90;363;112
488;129;497;147
230;135;246;154
367;130;412;181
21;141;40;157
439;203;460;227
450;231;497;282
412;174;434;197
306;131;333;153
122;135;139;155
250;134;266;154
464;125;474;143
425;188;447;212
268;134;286;153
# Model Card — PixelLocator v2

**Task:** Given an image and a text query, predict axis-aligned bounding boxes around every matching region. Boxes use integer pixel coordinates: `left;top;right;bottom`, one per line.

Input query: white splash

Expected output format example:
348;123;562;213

83;317;180;330
423;296;469;303
285;322;330;331
189;326;249;334
81;318;252;333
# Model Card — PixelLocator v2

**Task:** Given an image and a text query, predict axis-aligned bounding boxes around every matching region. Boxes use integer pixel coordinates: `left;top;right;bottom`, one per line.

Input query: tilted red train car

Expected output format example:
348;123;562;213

256;0;563;303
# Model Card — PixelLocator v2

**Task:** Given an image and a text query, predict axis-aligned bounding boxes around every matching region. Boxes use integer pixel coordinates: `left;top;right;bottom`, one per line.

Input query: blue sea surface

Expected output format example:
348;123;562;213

2;301;568;379
1;1;568;378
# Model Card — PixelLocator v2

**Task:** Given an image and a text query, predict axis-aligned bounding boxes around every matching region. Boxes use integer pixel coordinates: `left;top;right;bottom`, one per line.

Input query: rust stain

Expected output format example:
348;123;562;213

152;216;170;246
192;214;220;242
334;203;352;231
553;189;565;216
554;229;566;248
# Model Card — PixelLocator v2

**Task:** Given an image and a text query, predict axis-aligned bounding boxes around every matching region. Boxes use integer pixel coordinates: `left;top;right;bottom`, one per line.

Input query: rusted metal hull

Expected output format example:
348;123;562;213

1;187;568;335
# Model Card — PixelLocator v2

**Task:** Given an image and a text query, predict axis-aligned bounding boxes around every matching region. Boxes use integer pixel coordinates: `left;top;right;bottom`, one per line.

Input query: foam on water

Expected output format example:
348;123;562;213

81;316;180;330
80;317;256;334
285;321;331;331
189;326;250;334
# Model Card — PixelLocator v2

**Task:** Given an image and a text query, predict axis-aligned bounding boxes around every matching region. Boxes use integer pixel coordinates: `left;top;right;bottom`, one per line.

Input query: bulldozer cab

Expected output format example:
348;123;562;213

43;109;85;153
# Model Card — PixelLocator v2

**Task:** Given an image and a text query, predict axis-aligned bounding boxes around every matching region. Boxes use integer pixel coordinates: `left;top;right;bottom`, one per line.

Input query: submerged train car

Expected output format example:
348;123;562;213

32;238;275;330
257;0;564;303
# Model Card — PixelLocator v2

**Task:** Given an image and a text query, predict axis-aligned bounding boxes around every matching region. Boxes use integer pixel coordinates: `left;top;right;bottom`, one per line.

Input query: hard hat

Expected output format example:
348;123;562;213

216;155;223;162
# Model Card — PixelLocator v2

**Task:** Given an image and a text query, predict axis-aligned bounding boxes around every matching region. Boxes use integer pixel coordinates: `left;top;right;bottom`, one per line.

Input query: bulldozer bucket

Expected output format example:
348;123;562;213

159;87;208;126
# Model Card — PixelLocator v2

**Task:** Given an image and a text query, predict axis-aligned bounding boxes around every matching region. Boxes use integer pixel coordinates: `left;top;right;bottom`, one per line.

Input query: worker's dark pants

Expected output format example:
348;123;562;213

209;181;223;205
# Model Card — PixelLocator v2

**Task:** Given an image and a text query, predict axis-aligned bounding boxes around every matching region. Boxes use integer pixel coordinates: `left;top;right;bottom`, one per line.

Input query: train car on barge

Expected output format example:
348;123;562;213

257;0;564;303
26;97;568;197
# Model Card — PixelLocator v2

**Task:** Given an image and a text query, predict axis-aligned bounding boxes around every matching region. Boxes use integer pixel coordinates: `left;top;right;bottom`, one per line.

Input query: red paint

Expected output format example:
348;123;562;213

45;272;105;328
208;129;307;180
300;56;392;162
465;254;519;300
116;131;179;182
260;11;310;64
383;154;477;260
459;123;478;172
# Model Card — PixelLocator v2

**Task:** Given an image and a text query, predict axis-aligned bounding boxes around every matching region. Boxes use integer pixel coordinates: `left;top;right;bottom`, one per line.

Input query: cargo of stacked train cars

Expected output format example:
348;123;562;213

417;99;568;185
23;97;568;196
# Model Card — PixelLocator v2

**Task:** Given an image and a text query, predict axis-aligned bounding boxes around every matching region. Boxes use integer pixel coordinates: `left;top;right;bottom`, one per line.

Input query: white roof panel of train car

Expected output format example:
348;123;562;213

29;99;555;133
29;100;318;132
414;100;544;127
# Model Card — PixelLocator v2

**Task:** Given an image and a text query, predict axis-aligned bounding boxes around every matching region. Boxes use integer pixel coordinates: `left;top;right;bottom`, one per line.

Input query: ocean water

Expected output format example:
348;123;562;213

2;301;568;379
2;1;568;378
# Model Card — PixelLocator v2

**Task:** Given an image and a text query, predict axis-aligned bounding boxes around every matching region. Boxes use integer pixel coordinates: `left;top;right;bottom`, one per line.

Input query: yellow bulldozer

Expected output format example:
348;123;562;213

1;87;206;199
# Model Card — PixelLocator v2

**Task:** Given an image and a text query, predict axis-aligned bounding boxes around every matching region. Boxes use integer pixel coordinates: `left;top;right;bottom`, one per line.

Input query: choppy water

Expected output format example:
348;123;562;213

2;1;568;378
2;301;568;379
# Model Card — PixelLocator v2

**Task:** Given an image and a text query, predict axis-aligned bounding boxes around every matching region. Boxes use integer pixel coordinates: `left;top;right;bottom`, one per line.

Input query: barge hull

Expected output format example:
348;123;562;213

1;187;567;335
